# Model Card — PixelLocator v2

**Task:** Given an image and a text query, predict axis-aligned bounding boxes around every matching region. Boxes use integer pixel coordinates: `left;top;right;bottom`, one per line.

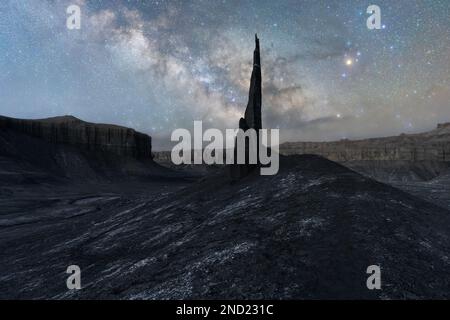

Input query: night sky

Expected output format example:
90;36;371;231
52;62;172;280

1;0;449;149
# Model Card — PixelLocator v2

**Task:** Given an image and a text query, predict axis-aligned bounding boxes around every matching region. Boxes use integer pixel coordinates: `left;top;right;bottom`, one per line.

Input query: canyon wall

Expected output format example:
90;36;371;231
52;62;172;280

279;123;450;162
0;115;152;159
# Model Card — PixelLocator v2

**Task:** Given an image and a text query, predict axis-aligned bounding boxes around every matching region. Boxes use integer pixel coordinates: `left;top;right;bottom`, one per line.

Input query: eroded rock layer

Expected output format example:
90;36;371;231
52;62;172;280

280;123;450;162
0;115;152;159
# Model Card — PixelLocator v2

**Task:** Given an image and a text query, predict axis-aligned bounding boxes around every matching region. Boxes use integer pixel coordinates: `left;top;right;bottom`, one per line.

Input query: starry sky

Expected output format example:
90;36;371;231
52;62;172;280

0;0;449;149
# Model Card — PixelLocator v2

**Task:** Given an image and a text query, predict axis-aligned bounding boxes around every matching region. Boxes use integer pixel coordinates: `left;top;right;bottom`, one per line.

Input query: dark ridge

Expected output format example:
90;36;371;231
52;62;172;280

0;115;152;159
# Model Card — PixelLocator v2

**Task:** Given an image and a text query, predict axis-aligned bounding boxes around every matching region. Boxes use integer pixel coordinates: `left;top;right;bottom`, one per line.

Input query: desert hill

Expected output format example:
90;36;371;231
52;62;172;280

1;153;450;299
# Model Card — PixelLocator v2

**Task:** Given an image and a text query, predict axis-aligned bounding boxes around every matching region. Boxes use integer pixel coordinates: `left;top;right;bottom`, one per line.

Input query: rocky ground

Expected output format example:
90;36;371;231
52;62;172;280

2;116;450;299
1;154;450;299
341;161;450;210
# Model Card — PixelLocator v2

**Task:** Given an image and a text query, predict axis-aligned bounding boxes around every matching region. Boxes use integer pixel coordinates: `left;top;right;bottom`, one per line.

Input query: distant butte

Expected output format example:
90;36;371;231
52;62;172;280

280;123;450;162
0;115;152;159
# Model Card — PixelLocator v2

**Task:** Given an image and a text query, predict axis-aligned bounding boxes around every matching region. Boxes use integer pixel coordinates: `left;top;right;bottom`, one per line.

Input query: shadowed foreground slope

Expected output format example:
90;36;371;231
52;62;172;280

1;155;449;299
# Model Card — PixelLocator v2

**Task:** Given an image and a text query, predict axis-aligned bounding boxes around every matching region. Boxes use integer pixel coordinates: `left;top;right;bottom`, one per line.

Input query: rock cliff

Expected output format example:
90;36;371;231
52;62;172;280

0;115;152;159
0;115;192;185
280;123;450;162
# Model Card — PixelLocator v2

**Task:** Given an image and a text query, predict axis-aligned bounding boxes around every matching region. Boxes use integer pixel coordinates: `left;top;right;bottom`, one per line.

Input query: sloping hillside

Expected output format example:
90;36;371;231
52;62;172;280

1;155;449;299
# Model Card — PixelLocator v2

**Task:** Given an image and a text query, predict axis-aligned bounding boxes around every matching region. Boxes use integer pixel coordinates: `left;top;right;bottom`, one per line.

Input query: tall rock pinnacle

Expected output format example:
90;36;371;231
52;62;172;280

230;34;263;180
241;34;262;131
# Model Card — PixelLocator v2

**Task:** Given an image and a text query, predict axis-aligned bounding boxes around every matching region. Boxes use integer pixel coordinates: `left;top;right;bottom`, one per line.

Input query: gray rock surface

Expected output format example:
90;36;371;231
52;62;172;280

0;117;195;186
1;154;450;299
0;115;152;159
280;123;450;162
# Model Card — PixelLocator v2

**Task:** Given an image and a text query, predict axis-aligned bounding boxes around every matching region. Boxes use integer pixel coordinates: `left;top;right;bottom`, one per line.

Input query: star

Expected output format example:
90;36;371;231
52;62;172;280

0;0;449;150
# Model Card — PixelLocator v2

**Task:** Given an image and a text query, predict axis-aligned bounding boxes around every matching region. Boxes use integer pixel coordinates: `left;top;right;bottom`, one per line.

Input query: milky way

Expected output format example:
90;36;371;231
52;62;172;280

0;0;449;149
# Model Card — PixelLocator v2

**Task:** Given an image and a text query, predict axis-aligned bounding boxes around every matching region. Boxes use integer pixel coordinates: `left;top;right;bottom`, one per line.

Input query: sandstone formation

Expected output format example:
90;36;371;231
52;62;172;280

0;115;152;159
0;115;190;184
280;123;450;162
230;34;263;180
242;34;262;131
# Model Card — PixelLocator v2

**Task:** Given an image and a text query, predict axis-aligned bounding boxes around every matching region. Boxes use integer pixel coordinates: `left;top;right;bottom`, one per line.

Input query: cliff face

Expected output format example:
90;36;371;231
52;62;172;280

0;115;152;159
0;115;190;184
280;123;450;162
